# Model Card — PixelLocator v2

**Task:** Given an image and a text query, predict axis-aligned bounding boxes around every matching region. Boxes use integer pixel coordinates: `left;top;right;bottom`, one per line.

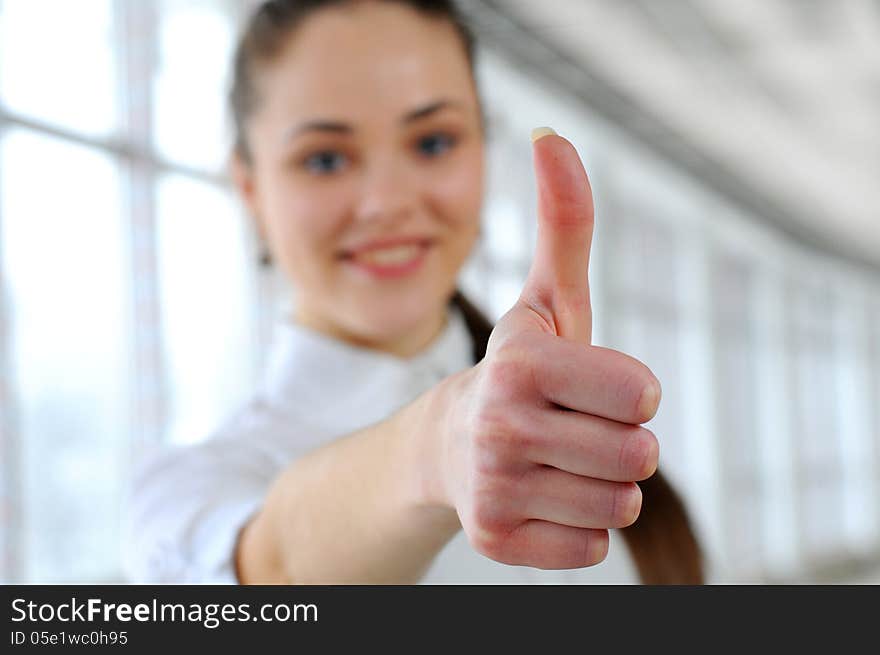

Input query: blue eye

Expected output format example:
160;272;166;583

303;151;347;174
417;133;456;158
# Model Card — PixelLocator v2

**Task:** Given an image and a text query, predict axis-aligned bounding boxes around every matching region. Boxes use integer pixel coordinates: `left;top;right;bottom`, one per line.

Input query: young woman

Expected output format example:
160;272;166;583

125;0;703;585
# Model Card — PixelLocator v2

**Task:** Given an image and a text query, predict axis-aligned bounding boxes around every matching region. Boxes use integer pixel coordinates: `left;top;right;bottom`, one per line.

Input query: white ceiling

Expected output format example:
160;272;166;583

479;0;880;267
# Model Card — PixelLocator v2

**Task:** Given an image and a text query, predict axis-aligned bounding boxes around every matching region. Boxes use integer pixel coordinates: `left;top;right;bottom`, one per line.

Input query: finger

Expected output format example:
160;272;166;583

526;333;661;424
519;128;595;344
520;467;643;530
495;520;609;570
520;409;659;481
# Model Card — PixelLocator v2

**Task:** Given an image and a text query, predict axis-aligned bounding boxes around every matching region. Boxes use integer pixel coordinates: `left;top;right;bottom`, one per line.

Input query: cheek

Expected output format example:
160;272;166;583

264;177;351;274
427;150;485;229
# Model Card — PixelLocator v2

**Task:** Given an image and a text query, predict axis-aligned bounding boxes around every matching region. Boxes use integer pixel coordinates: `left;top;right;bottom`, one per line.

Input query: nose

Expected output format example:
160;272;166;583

354;152;418;224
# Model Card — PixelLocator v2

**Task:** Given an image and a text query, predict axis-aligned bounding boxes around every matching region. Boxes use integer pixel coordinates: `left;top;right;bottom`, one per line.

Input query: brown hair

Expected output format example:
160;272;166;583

230;1;705;583
229;0;480;267
451;289;705;584
229;0;478;167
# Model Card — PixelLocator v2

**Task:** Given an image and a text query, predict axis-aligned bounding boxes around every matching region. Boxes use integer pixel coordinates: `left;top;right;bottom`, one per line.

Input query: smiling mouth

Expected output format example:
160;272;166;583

348;243;424;265
339;240;434;278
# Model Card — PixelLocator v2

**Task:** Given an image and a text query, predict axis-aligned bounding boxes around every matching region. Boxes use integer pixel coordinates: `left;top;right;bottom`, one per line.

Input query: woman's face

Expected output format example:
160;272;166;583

233;2;485;354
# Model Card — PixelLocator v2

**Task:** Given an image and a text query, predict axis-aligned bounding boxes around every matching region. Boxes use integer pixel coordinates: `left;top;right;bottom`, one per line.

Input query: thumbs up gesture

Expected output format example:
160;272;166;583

434;129;661;569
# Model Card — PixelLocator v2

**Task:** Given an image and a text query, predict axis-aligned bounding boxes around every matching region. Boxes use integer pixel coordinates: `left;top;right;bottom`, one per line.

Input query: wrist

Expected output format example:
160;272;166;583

399;369;468;520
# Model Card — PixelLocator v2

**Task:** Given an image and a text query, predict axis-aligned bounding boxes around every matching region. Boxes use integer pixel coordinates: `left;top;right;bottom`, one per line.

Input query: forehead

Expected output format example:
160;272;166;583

255;3;477;125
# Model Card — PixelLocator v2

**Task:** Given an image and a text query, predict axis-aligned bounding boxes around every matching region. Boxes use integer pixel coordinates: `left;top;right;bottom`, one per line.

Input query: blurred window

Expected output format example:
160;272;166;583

1;0;878;585
0;0;118;137
0;129;127;582
156;173;257;446
0;0;254;582
153;0;237;171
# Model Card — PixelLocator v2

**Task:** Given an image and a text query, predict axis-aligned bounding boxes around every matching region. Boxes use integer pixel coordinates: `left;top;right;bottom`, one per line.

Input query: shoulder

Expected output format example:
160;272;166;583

134;393;301;483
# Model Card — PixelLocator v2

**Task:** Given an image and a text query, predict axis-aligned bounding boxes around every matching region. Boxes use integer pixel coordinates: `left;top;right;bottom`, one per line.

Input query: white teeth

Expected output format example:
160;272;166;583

354;244;422;266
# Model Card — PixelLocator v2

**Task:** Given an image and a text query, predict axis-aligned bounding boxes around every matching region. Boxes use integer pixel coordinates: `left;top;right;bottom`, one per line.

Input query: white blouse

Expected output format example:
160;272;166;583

123;301;638;584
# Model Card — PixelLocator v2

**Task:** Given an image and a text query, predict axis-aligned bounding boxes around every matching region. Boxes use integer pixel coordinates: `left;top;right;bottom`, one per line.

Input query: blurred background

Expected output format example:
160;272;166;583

0;0;878;583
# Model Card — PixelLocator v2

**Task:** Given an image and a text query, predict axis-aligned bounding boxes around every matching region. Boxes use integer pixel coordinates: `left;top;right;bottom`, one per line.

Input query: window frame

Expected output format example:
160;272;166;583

0;0;242;582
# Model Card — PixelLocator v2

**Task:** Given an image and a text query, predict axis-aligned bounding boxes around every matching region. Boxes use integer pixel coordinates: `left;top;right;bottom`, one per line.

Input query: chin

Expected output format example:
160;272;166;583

341;286;446;343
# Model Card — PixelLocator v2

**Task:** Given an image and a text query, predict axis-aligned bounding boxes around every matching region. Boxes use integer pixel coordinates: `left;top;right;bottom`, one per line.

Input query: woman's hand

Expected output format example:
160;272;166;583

428;130;661;569
235;129;661;584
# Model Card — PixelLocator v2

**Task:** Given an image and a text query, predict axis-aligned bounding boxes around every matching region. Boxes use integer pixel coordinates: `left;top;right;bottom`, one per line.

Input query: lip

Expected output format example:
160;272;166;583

340;235;433;257
340;238;433;279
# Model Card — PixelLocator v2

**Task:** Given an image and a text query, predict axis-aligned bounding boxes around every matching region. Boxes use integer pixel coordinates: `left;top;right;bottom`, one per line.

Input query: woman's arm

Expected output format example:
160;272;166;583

235;369;465;584
238;134;667;583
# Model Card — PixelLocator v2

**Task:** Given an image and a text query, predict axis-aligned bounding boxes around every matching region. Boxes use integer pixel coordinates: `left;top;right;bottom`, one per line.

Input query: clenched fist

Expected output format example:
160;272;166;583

431;128;661;569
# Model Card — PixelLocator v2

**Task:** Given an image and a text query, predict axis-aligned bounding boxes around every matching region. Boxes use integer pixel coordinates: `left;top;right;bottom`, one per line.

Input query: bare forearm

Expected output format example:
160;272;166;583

236;376;462;584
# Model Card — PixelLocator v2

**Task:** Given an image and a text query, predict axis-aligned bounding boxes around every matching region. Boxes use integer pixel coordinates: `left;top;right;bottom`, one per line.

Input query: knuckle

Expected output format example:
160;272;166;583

471;407;503;449
465;506;516;560
466;529;500;560
471;408;519;464
484;340;536;397
465;470;522;531
475;537;515;565
470;498;510;536
484;357;519;395
471;405;540;462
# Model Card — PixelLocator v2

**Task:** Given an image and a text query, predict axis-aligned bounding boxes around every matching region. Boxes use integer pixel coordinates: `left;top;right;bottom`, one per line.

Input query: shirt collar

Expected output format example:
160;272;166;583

258;301;474;431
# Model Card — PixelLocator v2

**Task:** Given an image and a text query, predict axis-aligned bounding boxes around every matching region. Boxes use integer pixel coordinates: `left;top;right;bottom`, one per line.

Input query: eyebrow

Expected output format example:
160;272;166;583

403;99;462;123
283;99;463;141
